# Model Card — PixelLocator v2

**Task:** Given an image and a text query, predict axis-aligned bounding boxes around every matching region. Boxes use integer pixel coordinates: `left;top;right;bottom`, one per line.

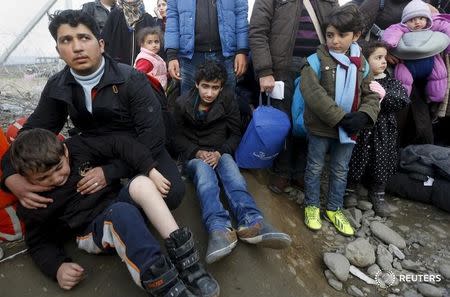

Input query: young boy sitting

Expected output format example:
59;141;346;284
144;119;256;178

8;129;218;297
173;61;292;264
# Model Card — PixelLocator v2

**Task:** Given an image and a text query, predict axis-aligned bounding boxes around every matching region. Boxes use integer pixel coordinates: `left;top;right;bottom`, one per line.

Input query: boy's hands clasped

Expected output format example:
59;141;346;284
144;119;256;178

196;150;221;169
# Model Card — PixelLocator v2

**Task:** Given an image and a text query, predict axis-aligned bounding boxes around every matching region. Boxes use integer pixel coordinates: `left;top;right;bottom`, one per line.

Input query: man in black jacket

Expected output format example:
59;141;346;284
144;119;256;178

81;0;116;31
2;10;184;211
174;61;291;264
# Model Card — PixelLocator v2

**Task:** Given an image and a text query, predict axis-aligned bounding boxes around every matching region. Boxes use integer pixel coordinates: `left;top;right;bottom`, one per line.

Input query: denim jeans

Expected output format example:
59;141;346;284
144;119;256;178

185;154;263;233
77;182;161;287
304;135;355;210
179;51;235;94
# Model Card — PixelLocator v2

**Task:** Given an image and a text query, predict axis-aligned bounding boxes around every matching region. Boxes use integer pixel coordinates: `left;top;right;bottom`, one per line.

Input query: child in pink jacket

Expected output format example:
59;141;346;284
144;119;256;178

134;26;168;90
382;0;450;102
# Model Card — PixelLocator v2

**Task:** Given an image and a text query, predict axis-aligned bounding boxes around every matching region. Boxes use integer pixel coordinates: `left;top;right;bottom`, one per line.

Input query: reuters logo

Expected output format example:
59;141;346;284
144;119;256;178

375;270;396;288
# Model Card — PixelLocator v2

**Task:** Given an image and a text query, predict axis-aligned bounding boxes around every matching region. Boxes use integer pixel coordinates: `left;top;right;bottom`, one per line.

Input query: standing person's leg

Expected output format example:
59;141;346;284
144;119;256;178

368;182;391;217
154;148;185;210
325;140;355;236
77;200;193;297
179;53;202;94
269;71;297;193
185;158;237;264
214;53;236;91
126;176;220;297
215;154;291;249
303;135;329;231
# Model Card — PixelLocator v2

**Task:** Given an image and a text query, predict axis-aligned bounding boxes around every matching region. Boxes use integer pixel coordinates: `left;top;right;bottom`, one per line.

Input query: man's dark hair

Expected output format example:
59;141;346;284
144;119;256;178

195;61;228;85
48;9;100;41
10;129;65;176
358;40;388;59
136;26;164;47
324;3;366;34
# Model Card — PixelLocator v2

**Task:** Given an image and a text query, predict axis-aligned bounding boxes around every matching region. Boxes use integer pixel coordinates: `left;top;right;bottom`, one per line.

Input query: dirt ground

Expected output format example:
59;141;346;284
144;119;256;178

0;170;449;297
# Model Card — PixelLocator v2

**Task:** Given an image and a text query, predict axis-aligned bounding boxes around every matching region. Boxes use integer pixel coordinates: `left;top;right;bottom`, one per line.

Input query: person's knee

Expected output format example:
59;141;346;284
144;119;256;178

109;202;141;222
128;175;152;195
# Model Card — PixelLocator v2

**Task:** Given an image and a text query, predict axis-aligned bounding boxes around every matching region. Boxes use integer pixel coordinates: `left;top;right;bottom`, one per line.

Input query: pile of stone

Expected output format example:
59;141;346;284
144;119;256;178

321;198;449;297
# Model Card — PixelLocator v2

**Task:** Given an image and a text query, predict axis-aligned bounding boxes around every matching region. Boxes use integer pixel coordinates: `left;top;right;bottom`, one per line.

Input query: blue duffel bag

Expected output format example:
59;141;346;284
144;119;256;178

235;95;291;168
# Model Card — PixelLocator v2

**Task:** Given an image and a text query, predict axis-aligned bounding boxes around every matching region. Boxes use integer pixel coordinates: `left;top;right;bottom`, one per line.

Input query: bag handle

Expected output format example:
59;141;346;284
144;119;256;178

259;92;272;107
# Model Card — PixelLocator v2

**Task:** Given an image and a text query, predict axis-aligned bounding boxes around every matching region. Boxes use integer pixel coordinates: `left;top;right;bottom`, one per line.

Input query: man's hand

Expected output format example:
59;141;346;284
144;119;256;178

149;168;171;198
259;75;276;93
5;174;53;209
77;167;107;195
204;151;221;169
168;59;181;80
56;262;85;290
195;150;210;161
234;53;248;77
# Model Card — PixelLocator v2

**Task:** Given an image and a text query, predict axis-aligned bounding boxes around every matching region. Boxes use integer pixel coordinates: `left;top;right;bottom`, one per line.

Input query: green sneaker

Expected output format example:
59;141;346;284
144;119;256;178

325;209;354;236
304;205;322;230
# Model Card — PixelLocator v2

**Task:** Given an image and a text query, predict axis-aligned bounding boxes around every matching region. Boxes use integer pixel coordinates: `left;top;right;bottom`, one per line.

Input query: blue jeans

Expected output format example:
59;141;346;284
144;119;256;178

179;51;235;94
77;181;161;287
185;154;263;233
304;135;355;210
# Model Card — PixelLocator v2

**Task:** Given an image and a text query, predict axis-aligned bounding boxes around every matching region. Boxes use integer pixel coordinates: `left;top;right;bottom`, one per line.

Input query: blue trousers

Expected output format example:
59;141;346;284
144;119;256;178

185;154;263;233
77;183;161;288
304;135;355;210
179;51;235;94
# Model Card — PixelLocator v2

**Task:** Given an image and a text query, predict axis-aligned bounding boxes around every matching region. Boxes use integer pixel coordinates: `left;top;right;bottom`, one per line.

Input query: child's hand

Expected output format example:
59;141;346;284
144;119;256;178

149;168;171;197
369;81;386;102
56;262;85;290
195;150;210;161
204;151;221;169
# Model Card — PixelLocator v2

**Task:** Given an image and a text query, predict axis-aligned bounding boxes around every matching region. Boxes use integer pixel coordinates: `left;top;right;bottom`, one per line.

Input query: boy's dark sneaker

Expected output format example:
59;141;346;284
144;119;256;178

237;221;292;249
268;176;290;194
165;227;220;297
205;229;237;264
369;192;391;217
141;255;195;297
291;177;305;191
343;189;358;208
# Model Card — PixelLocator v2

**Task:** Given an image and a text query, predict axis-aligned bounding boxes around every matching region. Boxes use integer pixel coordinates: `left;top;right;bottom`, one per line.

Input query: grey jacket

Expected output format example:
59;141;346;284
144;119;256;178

400;144;450;180
81;0;114;31
249;0;338;78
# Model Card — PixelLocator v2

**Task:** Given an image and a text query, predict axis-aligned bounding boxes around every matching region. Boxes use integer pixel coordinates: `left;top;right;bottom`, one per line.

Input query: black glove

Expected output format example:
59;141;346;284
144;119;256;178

339;112;369;135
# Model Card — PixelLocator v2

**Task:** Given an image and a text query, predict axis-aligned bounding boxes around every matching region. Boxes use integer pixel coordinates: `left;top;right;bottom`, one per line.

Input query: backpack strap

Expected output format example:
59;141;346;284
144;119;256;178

306;53;321;77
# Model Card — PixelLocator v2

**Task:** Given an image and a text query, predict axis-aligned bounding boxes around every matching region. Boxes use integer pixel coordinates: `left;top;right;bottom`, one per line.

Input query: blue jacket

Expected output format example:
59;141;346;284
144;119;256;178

165;0;248;59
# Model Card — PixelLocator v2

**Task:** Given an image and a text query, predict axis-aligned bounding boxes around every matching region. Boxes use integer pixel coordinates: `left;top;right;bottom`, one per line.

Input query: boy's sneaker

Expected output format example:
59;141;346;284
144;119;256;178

205;229;238;264
325;209;354;236
268;176;290;194
304;205;322;230
236;221;291;249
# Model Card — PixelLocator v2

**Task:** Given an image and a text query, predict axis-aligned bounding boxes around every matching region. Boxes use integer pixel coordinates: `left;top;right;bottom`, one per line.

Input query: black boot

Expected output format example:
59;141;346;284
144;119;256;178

344;188;358;208
165;227;220;297
369;191;391;217
141;255;195;297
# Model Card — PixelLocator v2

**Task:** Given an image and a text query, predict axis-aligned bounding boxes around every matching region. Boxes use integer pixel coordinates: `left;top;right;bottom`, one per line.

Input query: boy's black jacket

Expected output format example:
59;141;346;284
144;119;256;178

17;134;154;280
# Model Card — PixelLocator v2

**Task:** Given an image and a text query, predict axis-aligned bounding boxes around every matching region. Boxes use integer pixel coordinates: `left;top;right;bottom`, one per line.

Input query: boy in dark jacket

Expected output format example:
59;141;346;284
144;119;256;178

9;129;218;297
173;61;291;264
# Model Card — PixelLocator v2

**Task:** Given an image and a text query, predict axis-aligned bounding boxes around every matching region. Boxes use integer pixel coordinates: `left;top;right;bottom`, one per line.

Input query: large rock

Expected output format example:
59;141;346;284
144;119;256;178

376;244;393;271
416;283;446;297
345;238;375;268
323;253;350;282
370;222;406;249
438;263;450;279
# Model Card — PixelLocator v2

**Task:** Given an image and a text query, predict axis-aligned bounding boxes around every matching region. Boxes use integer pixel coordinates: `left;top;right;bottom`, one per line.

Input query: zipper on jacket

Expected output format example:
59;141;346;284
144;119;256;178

131;29;136;65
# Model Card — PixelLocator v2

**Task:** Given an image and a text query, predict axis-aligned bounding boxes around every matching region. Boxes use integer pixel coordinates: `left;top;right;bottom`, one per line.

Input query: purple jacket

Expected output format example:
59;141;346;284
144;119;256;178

382;14;450;102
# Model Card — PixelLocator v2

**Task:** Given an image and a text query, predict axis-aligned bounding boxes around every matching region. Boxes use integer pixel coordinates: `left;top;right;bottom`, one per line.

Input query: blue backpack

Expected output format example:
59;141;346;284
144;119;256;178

235;96;291;169
291;53;370;137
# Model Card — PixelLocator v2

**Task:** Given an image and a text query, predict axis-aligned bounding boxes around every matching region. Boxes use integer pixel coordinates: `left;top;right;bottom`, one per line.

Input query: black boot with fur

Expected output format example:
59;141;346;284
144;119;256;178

165;227;220;297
